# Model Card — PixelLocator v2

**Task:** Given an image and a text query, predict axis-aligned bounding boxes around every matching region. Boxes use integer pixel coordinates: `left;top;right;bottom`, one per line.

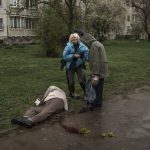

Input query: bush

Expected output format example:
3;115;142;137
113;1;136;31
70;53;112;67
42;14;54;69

36;7;68;57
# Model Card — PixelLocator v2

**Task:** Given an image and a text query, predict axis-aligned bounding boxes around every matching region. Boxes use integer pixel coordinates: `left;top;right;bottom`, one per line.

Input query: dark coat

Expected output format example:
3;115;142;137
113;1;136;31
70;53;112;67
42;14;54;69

81;33;108;78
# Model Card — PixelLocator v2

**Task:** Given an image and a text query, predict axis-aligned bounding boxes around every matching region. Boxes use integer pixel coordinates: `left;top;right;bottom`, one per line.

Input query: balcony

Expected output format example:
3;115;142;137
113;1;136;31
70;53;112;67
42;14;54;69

9;3;38;17
9;3;23;9
0;26;4;31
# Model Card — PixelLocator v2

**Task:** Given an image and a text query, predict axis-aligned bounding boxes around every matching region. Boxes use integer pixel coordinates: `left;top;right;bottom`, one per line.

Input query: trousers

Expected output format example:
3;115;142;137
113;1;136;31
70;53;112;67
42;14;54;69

24;98;64;123
67;66;86;94
90;78;104;108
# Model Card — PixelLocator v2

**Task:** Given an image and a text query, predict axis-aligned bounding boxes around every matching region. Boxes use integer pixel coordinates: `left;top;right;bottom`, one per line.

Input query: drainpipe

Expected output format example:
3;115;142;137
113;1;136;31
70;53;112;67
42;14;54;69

6;12;9;37
5;1;10;38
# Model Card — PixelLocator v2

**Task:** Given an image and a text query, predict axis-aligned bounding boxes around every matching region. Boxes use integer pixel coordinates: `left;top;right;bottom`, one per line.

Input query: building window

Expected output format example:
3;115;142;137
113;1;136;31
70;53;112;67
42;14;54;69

132;15;134;22
10;16;26;29
135;7;139;12
125;0;131;7
127;26;130;32
10;16;34;29
132;15;138;22
26;18;33;29
21;18;26;28
10;0;20;7
26;0;38;9
0;18;3;30
127;15;130;21
0;0;2;6
10;17;20;28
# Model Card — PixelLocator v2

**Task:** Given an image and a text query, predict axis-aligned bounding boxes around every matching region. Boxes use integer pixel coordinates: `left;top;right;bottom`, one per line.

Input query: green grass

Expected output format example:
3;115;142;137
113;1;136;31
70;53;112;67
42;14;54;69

0;40;150;131
105;40;150;95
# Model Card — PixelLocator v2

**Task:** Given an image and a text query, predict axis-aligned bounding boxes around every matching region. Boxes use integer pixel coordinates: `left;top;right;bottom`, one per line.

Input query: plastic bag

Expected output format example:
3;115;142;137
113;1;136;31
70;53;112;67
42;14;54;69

85;79;96;103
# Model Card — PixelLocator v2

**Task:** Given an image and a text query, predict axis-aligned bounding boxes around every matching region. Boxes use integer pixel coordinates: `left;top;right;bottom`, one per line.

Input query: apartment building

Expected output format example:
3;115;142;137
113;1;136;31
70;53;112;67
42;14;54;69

0;0;144;44
0;0;38;44
124;0;146;39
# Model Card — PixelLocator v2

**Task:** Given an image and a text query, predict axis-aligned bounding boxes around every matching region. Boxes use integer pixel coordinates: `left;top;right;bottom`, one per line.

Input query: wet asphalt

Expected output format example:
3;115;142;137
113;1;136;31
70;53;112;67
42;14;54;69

0;86;150;150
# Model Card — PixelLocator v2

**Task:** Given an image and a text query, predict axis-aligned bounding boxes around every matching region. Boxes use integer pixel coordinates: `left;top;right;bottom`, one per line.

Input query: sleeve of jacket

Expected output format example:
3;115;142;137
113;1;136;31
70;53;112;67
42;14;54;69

63;46;74;61
90;44;101;76
82;46;89;62
42;86;52;101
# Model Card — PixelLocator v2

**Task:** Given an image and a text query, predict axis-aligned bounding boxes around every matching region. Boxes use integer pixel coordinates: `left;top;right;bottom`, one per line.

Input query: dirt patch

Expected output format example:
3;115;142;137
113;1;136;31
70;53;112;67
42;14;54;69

0;86;150;150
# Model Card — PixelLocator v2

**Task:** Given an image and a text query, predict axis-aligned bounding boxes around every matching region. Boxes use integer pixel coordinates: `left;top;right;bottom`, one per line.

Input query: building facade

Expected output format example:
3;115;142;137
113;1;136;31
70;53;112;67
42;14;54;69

106;0;142;39
121;0;145;38
0;0;144;44
0;0;38;44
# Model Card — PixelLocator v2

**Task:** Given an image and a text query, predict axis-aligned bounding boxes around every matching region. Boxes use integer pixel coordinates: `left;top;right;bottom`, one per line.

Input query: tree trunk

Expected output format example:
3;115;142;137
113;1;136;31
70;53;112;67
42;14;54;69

148;33;150;42
68;13;74;33
65;0;75;33
69;2;74;33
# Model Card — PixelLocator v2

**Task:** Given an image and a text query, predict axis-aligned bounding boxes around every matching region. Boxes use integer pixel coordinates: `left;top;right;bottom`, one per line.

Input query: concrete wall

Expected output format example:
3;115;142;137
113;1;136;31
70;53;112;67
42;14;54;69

0;0;8;39
3;36;38;45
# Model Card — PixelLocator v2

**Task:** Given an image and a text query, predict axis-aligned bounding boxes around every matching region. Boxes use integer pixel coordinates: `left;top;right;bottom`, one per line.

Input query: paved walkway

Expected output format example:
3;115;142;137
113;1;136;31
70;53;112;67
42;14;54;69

0;86;150;150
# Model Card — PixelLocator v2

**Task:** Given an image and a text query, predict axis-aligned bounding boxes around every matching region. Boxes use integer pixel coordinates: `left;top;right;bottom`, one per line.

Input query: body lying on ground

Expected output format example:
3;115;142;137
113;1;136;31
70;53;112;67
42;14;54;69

11;86;68;128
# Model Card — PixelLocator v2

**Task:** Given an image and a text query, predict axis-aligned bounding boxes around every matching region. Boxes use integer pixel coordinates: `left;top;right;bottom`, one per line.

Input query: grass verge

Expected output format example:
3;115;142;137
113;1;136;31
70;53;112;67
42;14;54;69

0;40;149;131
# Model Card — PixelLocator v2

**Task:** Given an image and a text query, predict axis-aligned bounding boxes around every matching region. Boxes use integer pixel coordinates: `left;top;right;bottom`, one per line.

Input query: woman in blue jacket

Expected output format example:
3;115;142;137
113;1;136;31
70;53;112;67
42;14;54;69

63;33;89;99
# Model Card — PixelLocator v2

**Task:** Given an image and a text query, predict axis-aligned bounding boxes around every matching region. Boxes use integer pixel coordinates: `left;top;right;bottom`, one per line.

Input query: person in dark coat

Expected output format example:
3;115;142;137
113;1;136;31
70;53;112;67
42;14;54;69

76;31;108;111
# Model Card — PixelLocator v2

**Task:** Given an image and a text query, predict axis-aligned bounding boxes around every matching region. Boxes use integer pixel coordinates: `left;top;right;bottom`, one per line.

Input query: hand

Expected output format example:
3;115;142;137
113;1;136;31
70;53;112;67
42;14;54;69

74;54;81;58
92;76;100;86
35;98;41;106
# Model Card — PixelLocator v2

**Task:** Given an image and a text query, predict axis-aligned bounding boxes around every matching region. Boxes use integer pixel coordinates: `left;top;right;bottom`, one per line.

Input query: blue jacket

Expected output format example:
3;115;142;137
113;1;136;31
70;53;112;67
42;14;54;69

63;42;89;70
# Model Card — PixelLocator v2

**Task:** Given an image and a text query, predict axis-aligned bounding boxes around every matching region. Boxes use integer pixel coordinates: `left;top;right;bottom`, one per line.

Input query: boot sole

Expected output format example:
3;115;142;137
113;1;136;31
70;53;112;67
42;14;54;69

11;118;33;128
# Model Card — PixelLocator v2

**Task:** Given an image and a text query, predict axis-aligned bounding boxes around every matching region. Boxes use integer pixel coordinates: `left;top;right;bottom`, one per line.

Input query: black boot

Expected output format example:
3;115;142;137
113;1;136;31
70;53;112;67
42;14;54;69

80;82;86;92
11;117;34;128
80;82;86;100
69;83;75;96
